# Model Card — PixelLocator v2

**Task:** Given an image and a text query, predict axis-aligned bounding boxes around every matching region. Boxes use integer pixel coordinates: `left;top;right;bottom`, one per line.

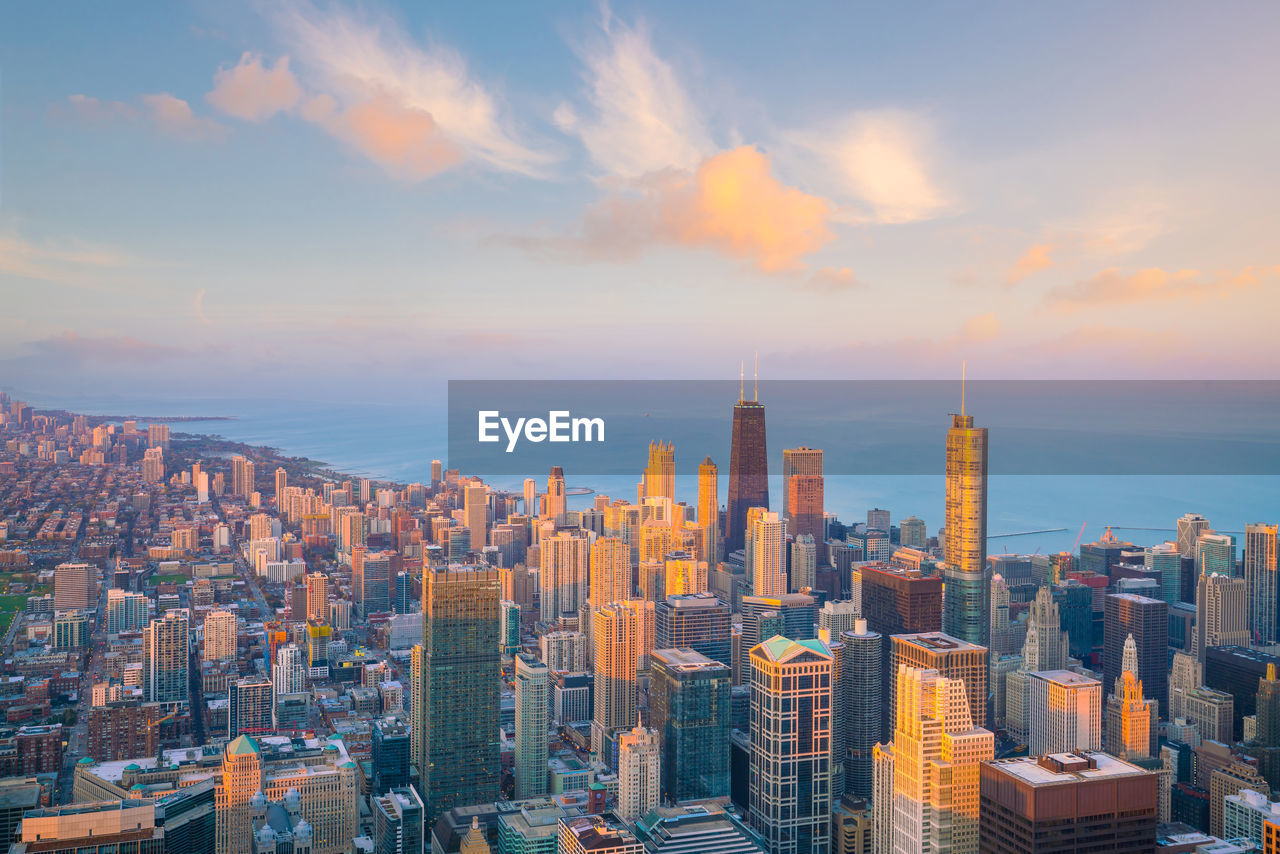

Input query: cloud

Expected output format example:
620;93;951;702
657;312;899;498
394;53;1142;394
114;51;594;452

206;53;303;122
959;312;1001;342
1005;243;1055;285
508;146;833;272
275;1;552;177
0;232;131;287
10;332;189;366
808;267;861;290
556;11;712;178
1050;265;1280;311
787;110;950;225
67;93;228;141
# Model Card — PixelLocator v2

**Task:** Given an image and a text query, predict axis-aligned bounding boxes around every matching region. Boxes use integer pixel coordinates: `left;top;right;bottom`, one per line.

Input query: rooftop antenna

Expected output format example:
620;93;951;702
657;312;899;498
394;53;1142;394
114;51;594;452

961;360;967;416
739;361;745;402
753;351;759;402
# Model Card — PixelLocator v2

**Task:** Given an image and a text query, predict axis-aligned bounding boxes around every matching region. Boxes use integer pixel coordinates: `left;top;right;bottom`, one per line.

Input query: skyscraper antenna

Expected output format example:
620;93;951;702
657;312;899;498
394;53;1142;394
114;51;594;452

753;351;758;402
961;360;967;416
740;361;745;402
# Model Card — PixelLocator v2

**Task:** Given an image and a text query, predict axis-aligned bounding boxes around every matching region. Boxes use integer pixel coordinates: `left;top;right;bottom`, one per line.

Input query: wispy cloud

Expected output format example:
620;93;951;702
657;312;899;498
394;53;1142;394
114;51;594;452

205;53;303;122
67;93;228;142
808;267;861;290
1050;265;1280;311
1005;243;1055;285
274;0;554;178
555;9;712;178
0;232;132;288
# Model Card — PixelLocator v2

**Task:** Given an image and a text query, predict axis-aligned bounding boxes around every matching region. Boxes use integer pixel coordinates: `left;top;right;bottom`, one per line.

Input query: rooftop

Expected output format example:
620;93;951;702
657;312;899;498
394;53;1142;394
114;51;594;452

987;751;1152;786
895;632;985;653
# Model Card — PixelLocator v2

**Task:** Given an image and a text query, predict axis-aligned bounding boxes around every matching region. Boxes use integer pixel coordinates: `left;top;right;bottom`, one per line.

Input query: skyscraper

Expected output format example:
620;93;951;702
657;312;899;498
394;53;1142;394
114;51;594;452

1198;532;1238;576
888;665;993;854
726;384;768;555
840;620;882;800
654;592;731;666
1027;670;1102;756
545;466;566;522
464;482;489;553
749;511;786;597
306;572;328;623
781;446;823;526
1005;585;1071;743
228;678;273;738
593;601;642;760
787;475;825;563
105;589;149;634
890;632;989;731
54;562;93;610
216;734;263;854
589;537;632;611
697;457;720;566
649;648;731;803
540;531;589;624
1104;592;1168;712
1196;571;1251;660
643;440;675;501
791;535;817;593
1246;523;1279;645
417;567;500;825
749;636;832;854
861;564;943;734
146;610;188;704
1145;541;1182;604
514;653;549;799
616;723;661;823
944;409;989;647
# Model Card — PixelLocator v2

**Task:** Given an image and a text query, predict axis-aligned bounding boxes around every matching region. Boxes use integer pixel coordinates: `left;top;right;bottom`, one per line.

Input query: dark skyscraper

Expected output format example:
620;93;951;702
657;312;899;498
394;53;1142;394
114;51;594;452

650;648;731;803
371;718;410;794
726;377;768;555
861;564;943;734
1103;592;1168;712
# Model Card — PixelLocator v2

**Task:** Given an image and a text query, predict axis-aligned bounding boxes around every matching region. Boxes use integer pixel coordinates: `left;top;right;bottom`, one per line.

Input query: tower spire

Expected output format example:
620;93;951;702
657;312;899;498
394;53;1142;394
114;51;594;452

753;351;758;402
740;361;745;402
961;360;966;416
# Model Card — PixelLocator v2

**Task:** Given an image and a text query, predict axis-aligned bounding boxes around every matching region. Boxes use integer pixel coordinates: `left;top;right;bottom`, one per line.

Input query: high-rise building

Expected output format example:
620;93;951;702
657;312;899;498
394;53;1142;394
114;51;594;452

54;562;93;610
979;753;1158;853
654;593;731;666
1178;513;1212;559
890;632;988;731
272;643;306;695
203;608;237;662
633;803;768;853
522;477;536;517
558;815;642;854
464;482;489;553
373;787;423;854
662;551;705;597
899;516;927;549
500;600;521;656
417;567;500;825
787;476;825;565
540;531;589;623
593;601;642;760
650;648;731;803
305;573;328;623
514;653;549;799
1027;670;1102;756
749;511;786;597
216;734;264;854
643;441;675;501
860;564;943;734
617;723;661;823
589;538;632;611
352;548;393;617
888;665;993;854
1246;523;1279;646
740;593;816;650
1104;593;1168;712
818;600;861;644
1144;542;1182;604
540;630;588;672
839;620;882;800
1106;663;1155;761
791;535;817;593
781;447;823;524
749;636;832;854
545;467;566;522
1198;532;1238;577
146;610;188;704
106;588;149;634
1005;585;1071;743
1196;572;1251;660
274;467;287;502
697;457;720;566
232;455;256;500
726;387;768;555
228;677;273;738
142;447;165;482
944;410;989;647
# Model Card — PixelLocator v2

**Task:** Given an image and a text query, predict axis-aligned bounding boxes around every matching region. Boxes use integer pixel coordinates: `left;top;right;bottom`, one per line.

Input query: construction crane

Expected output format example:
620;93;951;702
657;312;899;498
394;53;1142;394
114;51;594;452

1072;522;1088;553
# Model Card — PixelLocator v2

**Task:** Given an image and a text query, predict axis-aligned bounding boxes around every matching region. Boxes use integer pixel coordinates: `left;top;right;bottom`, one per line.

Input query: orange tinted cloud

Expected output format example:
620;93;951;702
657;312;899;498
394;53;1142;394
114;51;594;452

1050;265;1280;311
1005;243;1055;285
66;93;227;142
809;267;861;290
206;54;303;122
307;96;463;180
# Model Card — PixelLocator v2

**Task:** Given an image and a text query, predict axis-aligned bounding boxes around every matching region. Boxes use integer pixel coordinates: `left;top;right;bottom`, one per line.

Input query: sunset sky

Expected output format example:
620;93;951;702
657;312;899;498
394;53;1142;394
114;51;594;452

2;1;1277;401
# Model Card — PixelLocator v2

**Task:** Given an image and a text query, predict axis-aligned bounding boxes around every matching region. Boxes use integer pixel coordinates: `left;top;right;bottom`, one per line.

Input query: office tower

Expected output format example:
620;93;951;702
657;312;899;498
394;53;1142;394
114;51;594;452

861;564;943;733
790;535;817;593
500;600;521;656
521;477;536;517
272;643;306;695
818;599;860;644
989;573;1012;654
740;593;816;649
890;632;988;731
1247;524;1279;645
872;744;895;854
589;537;632;610
106;588;149;634
1184;686;1235;743
1145;542;1182;604
840;621;882;800
373;787;423;854
726;383;768;555
663;551;705;597
899;516;926;549
273;466;287;502
147;422;171;448
1199;532;1238;576
1027;670;1102;755
540;531;589;623
54;561;93;609
593;602;642;760
979;753;1158;853
203;610;237;663
540;630;588;672
650;648;731;803
352;548;392;617
697;457;720;565
749;511;786;597
1196;572;1251;660
545;466;566;521
1258;664;1280;747
1206;646;1280;741
146;610;188;704
53;610;89;649
617;723;661;823
749;636;832;854
888;665;994;854
1005;585;1071;742
1170;651;1203;721
1223;789;1280;848
514;653;550;799
1179;513;1212;559
216;734;264;854
232;454;256;500
944;409;989;647
558;815;642;854
142;446;165;481
305;573;328;622
1107;656;1155;761
1210;759;1270;838
228;677;273;737
781;446;823;522
654;593;731;665
464;482;489;552
417;567;500;825
643;440;675;501
1104;593;1168;712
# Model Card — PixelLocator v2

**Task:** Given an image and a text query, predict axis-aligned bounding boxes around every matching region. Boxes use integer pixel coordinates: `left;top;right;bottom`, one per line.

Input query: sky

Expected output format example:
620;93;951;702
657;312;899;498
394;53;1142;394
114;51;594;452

1;1;1278;404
